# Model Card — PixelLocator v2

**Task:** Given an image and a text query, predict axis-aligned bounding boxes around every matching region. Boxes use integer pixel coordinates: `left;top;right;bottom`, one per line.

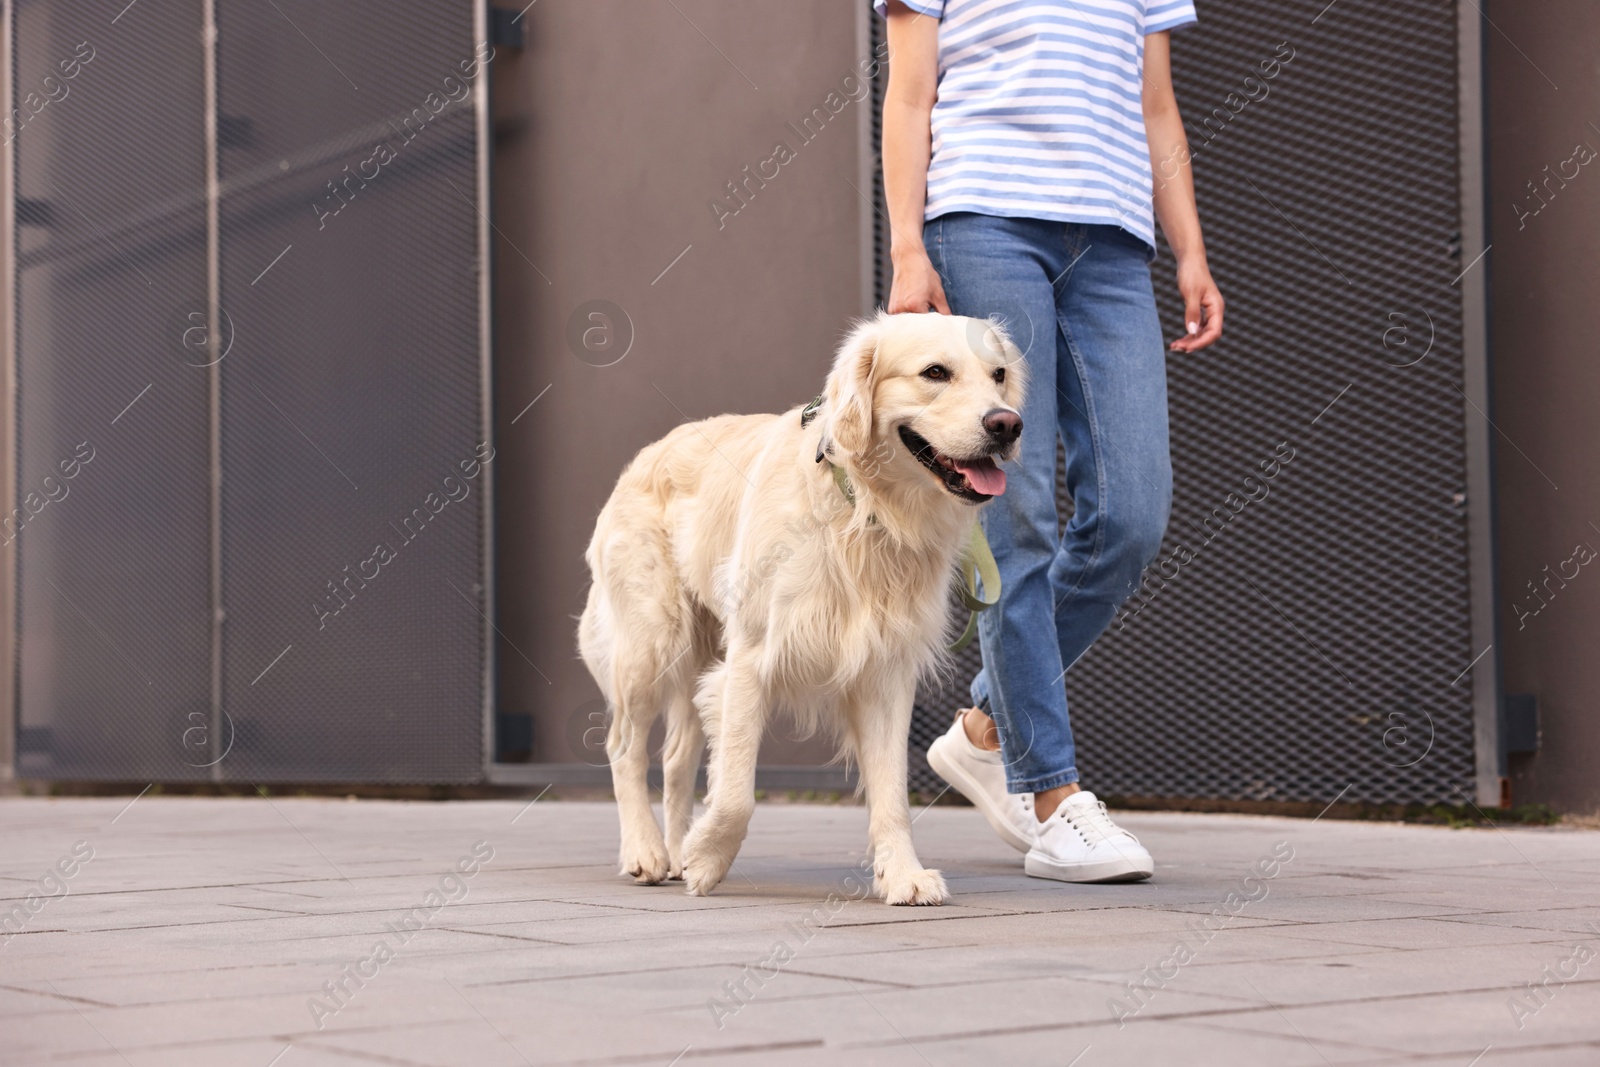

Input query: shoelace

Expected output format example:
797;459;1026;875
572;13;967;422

1060;797;1138;847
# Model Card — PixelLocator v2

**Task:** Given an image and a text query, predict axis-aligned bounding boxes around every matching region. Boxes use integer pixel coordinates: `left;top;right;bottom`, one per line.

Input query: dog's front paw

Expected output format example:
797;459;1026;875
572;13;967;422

619;839;671;885
681;828;736;897
876;867;949;906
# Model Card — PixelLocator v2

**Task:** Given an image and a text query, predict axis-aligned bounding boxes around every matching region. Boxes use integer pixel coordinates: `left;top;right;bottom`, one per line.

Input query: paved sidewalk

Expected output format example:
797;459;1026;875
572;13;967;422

2;796;1598;1066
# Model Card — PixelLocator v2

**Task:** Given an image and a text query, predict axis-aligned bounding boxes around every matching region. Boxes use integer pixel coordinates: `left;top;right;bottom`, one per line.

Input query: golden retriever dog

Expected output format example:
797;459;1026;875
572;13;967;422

577;312;1025;904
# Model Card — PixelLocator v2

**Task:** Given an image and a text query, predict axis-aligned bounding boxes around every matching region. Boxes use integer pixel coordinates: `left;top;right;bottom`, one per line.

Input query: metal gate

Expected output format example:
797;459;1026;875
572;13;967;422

902;0;1498;806
5;0;493;783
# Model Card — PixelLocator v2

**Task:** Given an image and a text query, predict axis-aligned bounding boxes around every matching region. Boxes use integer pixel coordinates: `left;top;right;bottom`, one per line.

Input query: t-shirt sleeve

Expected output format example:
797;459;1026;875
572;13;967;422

873;0;945;19
1145;1;1198;33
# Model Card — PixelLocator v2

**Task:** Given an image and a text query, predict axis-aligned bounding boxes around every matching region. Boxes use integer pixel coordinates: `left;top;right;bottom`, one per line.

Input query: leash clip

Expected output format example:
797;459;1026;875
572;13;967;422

799;393;824;428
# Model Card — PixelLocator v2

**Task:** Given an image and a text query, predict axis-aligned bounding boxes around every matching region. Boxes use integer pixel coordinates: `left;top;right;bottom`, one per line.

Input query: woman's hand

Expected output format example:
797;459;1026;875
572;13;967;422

1169;253;1223;352
888;249;952;315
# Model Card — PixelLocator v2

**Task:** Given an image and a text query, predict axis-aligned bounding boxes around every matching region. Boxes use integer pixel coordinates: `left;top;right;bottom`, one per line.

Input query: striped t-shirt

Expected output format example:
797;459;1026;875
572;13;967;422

874;0;1198;249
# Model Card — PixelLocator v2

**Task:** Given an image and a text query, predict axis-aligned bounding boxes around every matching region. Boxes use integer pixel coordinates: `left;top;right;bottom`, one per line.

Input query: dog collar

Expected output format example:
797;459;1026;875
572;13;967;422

796;393;999;651
800;394;858;507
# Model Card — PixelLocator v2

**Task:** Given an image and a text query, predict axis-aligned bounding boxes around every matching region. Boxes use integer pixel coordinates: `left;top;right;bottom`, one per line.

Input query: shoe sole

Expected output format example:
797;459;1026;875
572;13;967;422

926;734;1032;854
1024;851;1154;884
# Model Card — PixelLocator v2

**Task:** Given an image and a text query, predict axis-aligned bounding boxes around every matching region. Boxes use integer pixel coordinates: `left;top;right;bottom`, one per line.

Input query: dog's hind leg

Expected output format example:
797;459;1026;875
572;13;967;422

681;651;765;896
580;528;685;886
606;663;673;884
661;685;703;881
662;610;717;879
849;674;949;906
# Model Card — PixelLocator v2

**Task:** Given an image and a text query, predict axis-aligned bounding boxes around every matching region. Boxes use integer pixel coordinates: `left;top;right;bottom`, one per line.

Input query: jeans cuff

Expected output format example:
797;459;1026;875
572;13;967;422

1008;768;1081;795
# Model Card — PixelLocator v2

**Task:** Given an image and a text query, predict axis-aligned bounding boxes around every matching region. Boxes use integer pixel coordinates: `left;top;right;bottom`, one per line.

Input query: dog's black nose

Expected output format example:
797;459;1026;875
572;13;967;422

983;409;1022;443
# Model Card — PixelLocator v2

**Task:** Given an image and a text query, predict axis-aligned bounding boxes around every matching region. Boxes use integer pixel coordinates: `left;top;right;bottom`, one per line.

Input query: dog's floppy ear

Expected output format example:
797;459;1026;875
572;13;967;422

824;316;883;456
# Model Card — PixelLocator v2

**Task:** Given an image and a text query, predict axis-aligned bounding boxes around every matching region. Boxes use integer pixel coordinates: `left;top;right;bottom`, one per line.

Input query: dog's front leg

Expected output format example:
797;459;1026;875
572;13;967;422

851;676;949;906
681;654;765;896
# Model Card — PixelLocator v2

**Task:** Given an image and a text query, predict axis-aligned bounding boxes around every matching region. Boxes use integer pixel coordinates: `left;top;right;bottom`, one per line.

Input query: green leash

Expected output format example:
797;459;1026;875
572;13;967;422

800;394;1000;653
950;521;1000;652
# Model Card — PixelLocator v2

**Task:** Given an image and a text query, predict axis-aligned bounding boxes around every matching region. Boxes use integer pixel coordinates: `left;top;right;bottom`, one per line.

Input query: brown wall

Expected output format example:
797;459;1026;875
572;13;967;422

1487;2;1600;814
489;1;872;766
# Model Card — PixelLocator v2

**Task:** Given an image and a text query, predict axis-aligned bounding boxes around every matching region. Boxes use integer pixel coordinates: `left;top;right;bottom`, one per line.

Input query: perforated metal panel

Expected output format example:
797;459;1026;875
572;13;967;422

11;0;212;781
908;0;1483;805
212;1;489;784
9;0;492;783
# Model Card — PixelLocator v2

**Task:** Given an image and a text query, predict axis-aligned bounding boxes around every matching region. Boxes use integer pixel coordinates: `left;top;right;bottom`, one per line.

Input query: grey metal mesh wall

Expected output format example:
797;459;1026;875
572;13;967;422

12;0;212;781
909;0;1479;805
11;0;490;783
212;1;487;783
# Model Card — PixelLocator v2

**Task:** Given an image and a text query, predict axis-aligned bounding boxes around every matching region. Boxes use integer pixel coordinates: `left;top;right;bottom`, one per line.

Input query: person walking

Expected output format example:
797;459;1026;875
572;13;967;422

878;0;1224;882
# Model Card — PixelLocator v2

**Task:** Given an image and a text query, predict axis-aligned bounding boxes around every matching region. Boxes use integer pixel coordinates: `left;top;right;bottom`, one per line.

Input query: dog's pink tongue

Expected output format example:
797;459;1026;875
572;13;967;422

956;459;1007;496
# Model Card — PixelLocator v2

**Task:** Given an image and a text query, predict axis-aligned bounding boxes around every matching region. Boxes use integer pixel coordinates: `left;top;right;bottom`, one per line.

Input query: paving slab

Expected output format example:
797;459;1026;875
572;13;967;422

2;796;1598;1066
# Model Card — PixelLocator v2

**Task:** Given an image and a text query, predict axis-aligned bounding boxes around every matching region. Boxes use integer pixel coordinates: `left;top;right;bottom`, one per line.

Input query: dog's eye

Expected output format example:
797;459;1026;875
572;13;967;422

992;367;1006;384
921;365;950;382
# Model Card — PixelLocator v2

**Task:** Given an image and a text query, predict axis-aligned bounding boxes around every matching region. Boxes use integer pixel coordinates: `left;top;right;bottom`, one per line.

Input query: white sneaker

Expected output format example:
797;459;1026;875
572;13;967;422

926;711;1036;853
1025;790;1154;883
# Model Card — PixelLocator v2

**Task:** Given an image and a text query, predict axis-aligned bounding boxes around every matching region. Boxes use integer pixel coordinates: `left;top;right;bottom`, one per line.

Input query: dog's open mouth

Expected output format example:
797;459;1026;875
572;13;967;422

898;426;1007;502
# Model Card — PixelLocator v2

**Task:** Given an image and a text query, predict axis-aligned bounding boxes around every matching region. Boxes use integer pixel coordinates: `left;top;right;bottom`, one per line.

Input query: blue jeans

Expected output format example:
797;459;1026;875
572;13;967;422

929;214;1172;794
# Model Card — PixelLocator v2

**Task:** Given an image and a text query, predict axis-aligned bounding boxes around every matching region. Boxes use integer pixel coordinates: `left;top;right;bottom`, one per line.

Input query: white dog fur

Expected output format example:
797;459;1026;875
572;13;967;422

578;312;1025;905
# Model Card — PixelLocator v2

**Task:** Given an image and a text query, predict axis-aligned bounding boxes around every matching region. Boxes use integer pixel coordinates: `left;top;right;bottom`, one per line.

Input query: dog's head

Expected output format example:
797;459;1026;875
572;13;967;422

823;312;1026;506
